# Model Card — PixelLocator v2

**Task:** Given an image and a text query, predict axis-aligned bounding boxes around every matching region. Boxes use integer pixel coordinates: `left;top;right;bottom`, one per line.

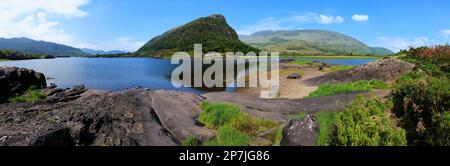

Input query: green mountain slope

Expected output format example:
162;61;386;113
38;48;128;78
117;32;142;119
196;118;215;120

0;37;89;57
136;14;260;58
240;30;394;56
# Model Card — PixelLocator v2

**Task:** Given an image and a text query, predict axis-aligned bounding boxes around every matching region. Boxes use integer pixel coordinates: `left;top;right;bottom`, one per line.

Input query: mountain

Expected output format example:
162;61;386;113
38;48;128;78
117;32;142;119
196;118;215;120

0;37;89;57
136;14;260;57
240;30;394;56
82;48;128;55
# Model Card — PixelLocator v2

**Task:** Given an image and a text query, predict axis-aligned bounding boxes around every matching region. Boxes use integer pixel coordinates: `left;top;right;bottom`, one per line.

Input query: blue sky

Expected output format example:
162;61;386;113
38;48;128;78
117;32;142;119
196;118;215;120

1;0;449;52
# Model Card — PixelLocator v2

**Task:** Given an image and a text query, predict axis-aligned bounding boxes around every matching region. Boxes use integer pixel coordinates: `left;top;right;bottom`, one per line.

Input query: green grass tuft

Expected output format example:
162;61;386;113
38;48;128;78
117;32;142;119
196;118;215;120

315;112;336;146
9;86;46;103
198;102;280;146
199;102;241;129
203;125;251;146
307;80;389;98
181;136;200;146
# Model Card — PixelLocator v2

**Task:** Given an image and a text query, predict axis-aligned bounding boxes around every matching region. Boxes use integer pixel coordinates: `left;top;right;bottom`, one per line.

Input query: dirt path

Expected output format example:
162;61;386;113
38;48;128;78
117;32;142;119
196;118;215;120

235;63;328;99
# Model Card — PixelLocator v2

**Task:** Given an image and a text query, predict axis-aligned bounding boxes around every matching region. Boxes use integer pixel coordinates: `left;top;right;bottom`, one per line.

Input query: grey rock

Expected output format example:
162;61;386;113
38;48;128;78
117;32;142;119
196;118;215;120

305;59;415;85
287;73;302;79
280;115;319;146
0;67;47;97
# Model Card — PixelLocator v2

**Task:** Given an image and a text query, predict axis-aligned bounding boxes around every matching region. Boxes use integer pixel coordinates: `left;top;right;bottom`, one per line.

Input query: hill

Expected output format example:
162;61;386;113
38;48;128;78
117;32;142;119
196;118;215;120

81;48;128;55
240;30;394;56
0;50;54;60
136;14;260;58
0;37;89;57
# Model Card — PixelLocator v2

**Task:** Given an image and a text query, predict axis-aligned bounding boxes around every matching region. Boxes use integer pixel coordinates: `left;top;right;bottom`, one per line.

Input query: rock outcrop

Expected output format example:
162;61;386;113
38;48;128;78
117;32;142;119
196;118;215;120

0;67;46;97
0;89;215;146
304;58;415;85
280;115;319;146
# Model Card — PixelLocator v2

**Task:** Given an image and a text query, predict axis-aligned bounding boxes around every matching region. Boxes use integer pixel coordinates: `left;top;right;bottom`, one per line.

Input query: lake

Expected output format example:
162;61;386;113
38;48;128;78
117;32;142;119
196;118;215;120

0;57;376;93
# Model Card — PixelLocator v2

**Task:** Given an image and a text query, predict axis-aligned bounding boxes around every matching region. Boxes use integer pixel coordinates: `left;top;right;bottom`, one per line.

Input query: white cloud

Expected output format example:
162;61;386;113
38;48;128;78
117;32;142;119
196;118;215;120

352;14;369;22
0;0;89;45
378;36;434;52
316;15;344;24
440;29;450;36
0;0;142;52
237;13;344;35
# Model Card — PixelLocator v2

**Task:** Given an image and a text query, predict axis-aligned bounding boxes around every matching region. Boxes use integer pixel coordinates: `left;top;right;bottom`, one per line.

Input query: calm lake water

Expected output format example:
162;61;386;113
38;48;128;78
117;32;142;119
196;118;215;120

0;57;376;92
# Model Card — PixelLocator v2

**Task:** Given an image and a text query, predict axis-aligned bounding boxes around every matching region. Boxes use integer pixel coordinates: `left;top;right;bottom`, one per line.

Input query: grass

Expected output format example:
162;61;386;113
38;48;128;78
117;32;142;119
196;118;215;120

198;102;280;146
0;59;12;61
307;80;389;98
322;65;354;72
181;136;200;146
9;86;46;103
315;112;336;146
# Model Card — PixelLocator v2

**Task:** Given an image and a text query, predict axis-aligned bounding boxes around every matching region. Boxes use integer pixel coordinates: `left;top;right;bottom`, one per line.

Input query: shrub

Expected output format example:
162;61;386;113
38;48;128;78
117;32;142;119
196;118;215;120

393;71;450;145
333;96;407;146
307;80;389;98
393;45;449;145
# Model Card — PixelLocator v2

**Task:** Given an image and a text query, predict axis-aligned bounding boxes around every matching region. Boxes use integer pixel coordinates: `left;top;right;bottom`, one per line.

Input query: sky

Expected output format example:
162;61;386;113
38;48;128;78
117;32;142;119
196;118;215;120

1;0;449;52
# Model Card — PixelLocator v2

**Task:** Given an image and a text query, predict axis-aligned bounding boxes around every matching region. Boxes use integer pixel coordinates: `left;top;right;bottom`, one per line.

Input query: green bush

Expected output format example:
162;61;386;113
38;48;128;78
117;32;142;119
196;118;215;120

333;96;407;146
307;80;389;98
393;45;449;145
393;71;450;145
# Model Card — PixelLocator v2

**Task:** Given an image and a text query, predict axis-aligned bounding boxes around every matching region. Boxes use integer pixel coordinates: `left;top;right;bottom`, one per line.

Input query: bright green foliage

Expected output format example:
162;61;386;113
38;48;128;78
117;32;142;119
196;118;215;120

333;96;407;146
181;136;201;146
316;112;336;146
198;102;280;146
199;102;242;129
9;86;46;103
307;80;389;98
203;125;251;146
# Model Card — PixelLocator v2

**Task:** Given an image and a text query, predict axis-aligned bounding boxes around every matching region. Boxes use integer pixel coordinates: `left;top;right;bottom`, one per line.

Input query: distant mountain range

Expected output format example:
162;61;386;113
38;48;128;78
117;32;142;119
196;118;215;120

240;30;394;56
81;48;128;55
136;14;260;57
0;37;90;57
0;37;128;57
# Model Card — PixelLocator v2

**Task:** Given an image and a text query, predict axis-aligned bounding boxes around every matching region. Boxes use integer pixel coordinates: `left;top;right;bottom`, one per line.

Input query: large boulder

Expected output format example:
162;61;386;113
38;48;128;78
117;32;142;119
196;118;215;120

280;115;319;146
304;58;415;85
0;67;46;97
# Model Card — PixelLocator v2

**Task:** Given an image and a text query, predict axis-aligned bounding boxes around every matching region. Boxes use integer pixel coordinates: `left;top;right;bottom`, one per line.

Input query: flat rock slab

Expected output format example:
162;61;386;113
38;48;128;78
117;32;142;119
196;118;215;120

0;89;214;146
151;90;215;143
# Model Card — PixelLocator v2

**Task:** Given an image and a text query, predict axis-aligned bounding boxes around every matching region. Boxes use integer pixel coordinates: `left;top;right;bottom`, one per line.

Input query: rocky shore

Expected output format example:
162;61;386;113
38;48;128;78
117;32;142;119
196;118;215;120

0;58;415;146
